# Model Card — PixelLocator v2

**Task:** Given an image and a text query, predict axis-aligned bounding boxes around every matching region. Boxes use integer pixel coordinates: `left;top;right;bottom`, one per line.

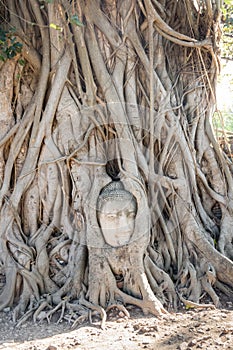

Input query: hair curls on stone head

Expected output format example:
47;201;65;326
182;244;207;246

97;181;137;212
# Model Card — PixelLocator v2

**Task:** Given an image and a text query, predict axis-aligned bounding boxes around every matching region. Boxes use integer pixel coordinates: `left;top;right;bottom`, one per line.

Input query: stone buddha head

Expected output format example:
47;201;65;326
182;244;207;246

97;181;137;247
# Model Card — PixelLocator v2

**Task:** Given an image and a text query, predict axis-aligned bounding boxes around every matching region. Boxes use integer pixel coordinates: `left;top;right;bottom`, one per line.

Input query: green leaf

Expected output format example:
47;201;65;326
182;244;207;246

10;37;16;44
18;58;25;66
0;28;22;61
50;23;62;31
0;54;6;62
70;15;83;27
185;304;194;310
9;27;16;34
14;42;23;49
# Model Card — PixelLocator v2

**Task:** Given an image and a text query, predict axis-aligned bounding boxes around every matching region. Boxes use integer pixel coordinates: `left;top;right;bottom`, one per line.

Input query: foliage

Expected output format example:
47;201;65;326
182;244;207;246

214;111;233;133
0;27;22;61
69;15;83;27
214;2;233;134
221;1;233;60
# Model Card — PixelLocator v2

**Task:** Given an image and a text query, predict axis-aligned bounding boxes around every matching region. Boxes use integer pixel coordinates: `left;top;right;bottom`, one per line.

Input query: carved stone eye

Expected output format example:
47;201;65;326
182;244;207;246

127;211;136;218
106;214;117;219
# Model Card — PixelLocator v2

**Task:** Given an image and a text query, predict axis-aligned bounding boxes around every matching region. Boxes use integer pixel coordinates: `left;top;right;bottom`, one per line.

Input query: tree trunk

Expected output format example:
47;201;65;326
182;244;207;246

0;0;233;326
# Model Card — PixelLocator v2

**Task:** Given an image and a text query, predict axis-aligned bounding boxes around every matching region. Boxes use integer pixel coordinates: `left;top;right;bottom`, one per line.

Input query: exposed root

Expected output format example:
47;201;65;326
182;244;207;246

33;301;52;323
45;300;68;324
116;288;168;318
106;304;130;318
179;295;216;310
71;314;88;329
79;298;107;330
144;254;178;309
16;308;37;328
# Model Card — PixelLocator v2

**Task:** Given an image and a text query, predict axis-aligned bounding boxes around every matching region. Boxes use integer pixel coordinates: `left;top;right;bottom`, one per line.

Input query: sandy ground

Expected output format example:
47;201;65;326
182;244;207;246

0;300;233;350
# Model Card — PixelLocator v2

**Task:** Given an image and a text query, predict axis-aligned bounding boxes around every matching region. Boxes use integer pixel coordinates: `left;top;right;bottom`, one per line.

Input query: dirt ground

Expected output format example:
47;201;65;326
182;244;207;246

0;297;233;350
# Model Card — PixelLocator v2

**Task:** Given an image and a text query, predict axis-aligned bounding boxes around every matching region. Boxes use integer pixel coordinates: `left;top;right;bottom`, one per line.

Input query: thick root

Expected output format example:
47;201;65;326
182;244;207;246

179;295;216;310
116;288;168;317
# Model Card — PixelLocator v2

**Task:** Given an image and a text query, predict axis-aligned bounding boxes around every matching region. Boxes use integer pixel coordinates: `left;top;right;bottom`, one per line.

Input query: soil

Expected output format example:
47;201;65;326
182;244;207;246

0;297;233;350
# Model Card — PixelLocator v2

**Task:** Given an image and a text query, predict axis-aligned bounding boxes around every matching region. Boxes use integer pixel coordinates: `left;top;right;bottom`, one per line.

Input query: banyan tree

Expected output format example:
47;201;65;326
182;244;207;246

0;0;233;326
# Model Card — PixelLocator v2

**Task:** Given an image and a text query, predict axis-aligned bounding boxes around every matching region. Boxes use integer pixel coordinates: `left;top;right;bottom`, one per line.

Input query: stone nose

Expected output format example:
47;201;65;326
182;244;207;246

117;213;129;227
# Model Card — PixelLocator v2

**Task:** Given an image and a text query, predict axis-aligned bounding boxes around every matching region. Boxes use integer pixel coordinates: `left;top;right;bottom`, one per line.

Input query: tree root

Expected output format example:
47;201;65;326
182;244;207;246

179;295;216;310
33;300;52;323
144;254;178;309
106;304;130;318
115;288;168;318
15;307;38;328
79;298;107;329
71;314;88;329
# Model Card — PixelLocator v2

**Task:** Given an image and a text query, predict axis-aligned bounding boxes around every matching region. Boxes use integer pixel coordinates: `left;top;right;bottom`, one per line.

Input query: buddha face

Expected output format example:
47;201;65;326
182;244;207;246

98;197;137;247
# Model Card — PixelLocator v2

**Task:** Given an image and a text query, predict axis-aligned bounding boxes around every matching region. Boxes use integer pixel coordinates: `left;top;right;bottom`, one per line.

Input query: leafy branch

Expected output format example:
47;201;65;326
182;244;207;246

0;28;22;62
